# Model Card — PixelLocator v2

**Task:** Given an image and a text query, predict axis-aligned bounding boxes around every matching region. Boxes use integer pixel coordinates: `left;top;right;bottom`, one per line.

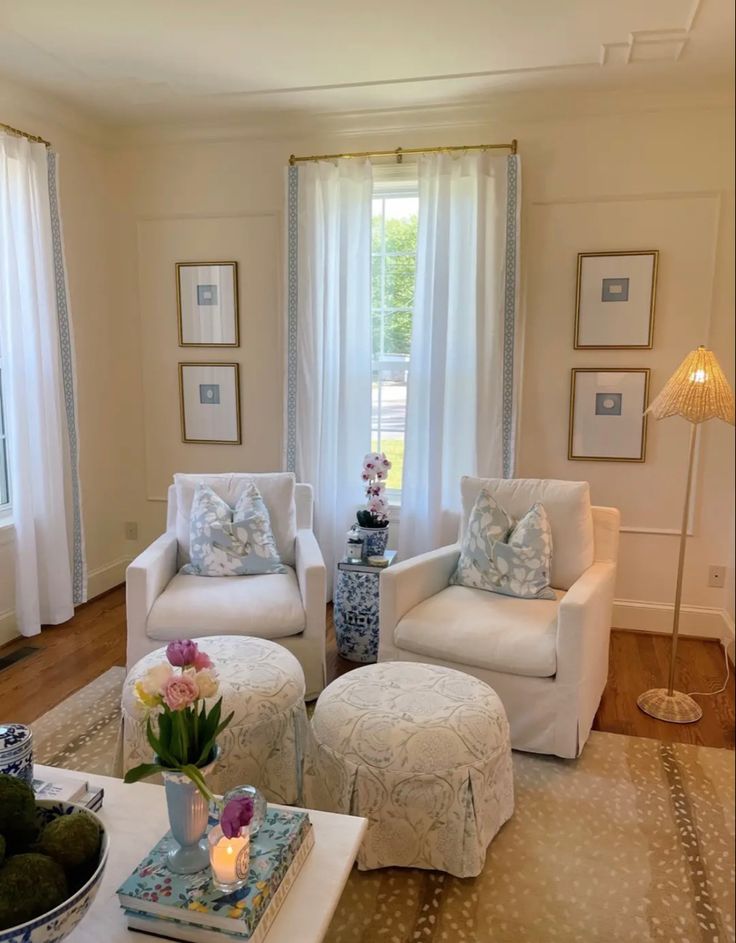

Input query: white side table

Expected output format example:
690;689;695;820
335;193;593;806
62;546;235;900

333;551;396;663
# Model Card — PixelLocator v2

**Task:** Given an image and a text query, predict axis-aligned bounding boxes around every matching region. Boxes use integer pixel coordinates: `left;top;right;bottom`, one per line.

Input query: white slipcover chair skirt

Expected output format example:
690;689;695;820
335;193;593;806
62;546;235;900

304;661;514;877
122;635;308;804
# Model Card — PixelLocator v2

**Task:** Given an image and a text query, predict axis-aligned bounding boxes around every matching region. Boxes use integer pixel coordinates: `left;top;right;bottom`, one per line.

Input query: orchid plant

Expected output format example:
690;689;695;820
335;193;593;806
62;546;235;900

124;639;234;800
357;452;392;528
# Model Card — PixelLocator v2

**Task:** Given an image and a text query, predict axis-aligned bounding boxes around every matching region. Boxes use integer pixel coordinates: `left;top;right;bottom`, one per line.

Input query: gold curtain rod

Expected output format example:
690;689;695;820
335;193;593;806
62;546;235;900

0;121;51;147
289;139;517;165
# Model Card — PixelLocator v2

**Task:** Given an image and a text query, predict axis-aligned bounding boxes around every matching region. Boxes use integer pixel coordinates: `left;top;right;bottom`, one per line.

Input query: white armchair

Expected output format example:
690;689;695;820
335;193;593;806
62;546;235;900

379;478;620;758
126;473;326;700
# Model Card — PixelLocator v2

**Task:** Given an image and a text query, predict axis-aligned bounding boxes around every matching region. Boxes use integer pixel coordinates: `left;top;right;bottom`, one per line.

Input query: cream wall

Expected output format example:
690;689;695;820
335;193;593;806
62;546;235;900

0;82;733;646
0;80;132;641
112;95;734;639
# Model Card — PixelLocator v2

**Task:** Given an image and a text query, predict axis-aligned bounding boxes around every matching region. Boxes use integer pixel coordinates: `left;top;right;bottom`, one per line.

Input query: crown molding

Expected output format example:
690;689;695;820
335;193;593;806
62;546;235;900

0;75;110;149
112;81;734;149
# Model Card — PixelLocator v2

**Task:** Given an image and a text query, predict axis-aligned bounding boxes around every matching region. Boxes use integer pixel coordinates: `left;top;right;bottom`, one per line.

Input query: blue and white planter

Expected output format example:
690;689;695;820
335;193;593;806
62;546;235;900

356;525;389;559
0;723;33;787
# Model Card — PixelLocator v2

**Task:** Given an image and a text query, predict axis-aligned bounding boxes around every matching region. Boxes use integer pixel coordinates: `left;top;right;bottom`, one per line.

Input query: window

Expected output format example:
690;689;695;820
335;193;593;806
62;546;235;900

0;354;8;509
371;183;418;501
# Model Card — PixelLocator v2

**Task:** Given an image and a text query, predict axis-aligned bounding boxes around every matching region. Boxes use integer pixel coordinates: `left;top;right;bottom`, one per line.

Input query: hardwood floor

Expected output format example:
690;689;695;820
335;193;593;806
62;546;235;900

593;628;735;749
0;586;733;750
0;587;126;725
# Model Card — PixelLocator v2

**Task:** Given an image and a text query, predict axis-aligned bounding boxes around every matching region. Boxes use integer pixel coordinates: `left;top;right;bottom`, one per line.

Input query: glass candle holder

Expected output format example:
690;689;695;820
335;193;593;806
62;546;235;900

207;825;250;893
222;784;267;837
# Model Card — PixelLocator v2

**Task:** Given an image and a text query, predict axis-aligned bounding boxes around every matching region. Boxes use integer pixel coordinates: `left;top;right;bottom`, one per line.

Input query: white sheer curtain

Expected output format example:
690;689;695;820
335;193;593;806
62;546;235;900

0;133;78;635
399;151;521;559
295;159;373;589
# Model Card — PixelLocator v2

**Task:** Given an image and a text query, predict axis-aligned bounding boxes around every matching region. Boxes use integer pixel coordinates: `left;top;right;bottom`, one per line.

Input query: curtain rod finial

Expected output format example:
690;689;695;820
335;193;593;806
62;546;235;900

289;154;296;166
511;139;518;155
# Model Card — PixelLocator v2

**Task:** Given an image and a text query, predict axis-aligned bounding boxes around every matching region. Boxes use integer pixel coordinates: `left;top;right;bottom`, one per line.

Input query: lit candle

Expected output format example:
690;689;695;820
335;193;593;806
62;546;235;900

207;826;250;891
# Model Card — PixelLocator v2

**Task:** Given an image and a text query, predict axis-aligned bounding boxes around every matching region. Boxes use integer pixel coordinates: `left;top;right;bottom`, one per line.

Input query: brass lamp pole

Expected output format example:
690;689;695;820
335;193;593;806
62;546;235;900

637;346;735;724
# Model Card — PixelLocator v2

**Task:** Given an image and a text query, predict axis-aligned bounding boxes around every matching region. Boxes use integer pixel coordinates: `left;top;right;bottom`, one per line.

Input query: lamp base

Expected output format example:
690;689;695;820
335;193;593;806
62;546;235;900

637;688;703;724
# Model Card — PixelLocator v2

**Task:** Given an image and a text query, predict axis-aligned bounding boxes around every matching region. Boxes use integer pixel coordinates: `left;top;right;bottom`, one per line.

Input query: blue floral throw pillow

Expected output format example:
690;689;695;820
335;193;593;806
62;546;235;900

451;489;555;600
181;483;286;577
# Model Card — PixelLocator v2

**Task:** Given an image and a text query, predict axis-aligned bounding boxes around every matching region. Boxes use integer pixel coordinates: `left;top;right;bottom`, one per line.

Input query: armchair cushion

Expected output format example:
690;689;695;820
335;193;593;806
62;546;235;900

174;473;297;566
394;584;563;678
146;567;305;641
461;477;594;590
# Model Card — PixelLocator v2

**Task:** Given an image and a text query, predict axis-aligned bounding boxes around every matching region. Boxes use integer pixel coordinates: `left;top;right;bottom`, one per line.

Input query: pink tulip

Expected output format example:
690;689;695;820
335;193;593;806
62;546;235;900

192;649;213;671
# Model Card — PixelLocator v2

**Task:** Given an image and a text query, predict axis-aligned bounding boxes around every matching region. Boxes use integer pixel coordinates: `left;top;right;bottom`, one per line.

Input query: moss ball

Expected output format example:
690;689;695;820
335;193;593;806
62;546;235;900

39;813;101;871
0;774;38;852
0;853;68;930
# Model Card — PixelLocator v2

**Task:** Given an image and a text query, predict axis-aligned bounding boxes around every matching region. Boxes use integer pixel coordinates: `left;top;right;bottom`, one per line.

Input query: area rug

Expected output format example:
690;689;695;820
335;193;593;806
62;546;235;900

33;672;735;942
31;666;125;776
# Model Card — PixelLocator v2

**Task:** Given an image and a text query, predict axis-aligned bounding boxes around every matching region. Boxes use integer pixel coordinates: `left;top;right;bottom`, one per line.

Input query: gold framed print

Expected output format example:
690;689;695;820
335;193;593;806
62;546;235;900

176;261;239;347
574;250;658;349
569;368;650;462
179;362;241;444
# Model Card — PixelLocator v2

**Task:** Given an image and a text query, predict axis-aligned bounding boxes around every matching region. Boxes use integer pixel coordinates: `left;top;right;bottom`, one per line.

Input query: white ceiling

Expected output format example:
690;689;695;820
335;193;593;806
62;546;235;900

0;0;732;126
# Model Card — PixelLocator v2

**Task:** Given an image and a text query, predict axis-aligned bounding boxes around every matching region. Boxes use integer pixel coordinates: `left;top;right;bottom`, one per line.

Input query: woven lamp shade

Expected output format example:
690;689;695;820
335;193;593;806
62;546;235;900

647;346;735;425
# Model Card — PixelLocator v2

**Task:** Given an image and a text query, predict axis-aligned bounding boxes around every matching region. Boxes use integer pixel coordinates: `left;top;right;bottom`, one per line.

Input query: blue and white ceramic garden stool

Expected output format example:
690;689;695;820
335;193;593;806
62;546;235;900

333;551;396;663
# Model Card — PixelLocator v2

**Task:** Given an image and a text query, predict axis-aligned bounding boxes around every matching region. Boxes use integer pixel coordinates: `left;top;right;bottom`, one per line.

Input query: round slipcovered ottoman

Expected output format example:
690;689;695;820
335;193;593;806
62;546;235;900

304;662;514;878
123;636;308;804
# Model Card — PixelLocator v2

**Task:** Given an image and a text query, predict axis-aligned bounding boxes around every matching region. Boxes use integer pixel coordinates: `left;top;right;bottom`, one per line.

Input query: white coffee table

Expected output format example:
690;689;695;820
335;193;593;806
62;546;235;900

36;765;366;943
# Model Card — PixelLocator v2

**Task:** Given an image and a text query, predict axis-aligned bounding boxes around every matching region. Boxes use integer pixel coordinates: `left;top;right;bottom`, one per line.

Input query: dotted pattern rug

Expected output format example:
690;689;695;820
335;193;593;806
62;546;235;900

32;672;735;942
31;666;125;777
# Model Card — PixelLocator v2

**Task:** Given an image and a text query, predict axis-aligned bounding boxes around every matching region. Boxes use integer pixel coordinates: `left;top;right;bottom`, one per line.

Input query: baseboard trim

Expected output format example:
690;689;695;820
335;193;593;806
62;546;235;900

87;557;132;600
723;610;735;665
613;599;735;653
0;557;130;650
0;609;18;647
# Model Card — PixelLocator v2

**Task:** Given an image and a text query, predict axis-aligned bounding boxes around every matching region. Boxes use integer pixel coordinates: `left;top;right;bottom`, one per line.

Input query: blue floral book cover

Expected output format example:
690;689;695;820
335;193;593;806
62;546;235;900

117;808;312;938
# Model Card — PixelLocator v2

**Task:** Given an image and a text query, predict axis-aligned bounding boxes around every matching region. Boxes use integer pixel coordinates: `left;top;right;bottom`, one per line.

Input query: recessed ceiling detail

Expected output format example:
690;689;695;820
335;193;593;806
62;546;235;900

601;30;690;65
0;0;730;125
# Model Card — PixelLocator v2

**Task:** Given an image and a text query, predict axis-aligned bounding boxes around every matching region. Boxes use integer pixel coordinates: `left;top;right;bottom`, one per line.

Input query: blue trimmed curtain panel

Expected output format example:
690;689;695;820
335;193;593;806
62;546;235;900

0;133;86;636
398;152;521;558
286;159;373;591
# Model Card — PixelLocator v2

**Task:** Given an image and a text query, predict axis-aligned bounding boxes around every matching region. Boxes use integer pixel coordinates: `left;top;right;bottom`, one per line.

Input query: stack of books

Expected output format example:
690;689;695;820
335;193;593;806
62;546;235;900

117;807;314;943
33;775;104;812
338;549;397;574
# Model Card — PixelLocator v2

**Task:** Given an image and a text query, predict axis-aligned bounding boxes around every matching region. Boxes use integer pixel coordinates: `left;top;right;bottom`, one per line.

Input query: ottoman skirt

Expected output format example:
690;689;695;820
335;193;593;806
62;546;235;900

304;661;514;878
122;635;308;804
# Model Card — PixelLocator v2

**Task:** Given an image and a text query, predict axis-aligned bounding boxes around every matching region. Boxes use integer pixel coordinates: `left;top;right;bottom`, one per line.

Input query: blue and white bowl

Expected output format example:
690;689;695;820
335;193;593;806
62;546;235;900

0;800;109;943
0;725;33;788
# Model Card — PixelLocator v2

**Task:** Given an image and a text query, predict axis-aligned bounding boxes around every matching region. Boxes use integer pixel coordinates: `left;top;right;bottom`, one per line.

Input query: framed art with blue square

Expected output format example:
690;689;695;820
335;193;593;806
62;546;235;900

574;250;658;349
176;261;239;347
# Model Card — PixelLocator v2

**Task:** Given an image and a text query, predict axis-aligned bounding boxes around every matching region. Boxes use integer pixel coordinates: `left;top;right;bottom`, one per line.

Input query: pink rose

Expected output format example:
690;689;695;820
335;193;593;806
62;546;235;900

162;674;199;711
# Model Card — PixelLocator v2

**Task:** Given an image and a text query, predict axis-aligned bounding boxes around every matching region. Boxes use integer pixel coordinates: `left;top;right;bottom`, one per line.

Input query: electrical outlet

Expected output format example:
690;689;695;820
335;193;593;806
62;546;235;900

708;565;726;588
124;521;138;541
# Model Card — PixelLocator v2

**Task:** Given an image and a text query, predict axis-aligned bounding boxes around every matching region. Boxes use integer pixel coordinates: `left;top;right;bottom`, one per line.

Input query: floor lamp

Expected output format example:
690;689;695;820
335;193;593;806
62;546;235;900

637;346;735;724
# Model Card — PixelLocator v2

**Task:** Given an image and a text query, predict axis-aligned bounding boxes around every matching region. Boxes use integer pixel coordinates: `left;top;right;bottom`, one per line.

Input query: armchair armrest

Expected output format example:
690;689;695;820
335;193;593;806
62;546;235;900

556;561;616;686
379;544;460;657
295;528;326;643
126;533;178;667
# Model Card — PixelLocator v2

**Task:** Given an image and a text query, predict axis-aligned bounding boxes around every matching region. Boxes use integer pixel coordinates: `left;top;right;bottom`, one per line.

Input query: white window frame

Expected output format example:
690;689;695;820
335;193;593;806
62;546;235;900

371;176;418;506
